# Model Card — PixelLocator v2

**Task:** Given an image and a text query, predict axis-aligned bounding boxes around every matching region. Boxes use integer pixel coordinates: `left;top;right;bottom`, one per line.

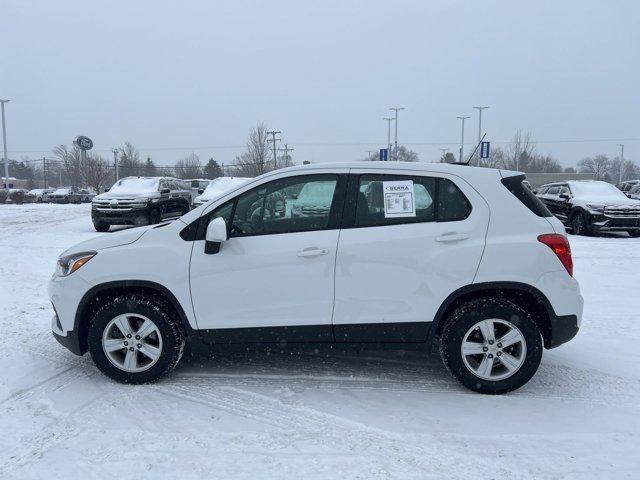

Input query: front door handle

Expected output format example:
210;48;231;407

297;248;329;258
435;233;469;243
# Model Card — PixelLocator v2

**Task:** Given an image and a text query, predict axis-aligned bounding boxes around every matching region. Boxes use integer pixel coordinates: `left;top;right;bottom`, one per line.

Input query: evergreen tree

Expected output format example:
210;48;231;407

203;157;223;179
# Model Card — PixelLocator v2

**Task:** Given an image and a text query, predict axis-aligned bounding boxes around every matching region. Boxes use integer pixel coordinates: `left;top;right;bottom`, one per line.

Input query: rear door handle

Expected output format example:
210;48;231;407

435;233;469;243
297;248;329;258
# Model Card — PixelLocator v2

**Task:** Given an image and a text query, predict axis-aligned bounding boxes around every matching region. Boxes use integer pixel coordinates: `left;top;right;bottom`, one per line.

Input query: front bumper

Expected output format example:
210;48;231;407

590;214;640;231
52;314;83;355
49;272;93;355
91;206;149;225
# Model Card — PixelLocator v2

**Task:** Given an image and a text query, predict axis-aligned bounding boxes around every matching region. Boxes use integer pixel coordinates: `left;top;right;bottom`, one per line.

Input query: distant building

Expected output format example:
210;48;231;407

2;177;31;189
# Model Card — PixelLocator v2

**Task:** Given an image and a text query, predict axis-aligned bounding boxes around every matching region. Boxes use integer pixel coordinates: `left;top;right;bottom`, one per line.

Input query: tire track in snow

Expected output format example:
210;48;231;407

152;380;502;478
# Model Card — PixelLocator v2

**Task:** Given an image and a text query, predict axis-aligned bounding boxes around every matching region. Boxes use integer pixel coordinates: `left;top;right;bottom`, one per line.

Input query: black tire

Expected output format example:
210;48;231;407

93;222;110;232
87;294;185;384
149;208;161;225
628;231;640;238
570;211;592;236
440;297;543;394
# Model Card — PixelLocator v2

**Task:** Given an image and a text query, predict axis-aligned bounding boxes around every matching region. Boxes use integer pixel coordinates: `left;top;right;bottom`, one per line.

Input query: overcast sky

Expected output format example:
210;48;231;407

3;0;639;167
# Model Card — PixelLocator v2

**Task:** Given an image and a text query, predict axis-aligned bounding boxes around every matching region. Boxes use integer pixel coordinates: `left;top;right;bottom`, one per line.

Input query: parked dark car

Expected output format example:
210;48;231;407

536;180;640;236
49;187;94;204
91;177;192;232
616;180;640;197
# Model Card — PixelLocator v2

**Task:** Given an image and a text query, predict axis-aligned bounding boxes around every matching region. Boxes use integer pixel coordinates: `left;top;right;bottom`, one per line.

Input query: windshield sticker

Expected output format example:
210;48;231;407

383;180;416;218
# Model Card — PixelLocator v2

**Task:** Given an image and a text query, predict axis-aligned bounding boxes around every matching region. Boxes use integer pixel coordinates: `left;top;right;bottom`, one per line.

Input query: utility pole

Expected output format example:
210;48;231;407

389;107;405;161
112;148;119;182
383;117;394;159
457;116;470;163
1;99;10;191
266;130;281;170
618;144;625;183
439;148;448;162
473;106;489;166
278;143;294;165
43;157;47;188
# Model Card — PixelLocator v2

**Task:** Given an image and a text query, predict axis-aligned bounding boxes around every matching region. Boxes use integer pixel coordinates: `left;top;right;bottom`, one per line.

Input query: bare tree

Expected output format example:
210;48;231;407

232;123;273;176
363;145;419;162
118;141;143;177
504;131;536;171
53;144;82;187
578;154;611;180
608;157;639;183
83;154;111;193
174;152;203;179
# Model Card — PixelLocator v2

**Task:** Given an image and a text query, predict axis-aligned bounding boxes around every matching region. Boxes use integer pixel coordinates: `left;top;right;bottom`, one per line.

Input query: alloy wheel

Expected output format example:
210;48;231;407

460;318;527;381
102;313;163;373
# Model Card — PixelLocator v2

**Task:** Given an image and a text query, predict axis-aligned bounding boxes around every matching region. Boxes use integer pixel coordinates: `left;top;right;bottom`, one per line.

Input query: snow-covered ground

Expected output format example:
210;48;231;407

1;204;639;479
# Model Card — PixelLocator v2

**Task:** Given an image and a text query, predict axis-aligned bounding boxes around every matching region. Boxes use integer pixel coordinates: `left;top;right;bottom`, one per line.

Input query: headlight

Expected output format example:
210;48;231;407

586;203;605;213
56;251;96;277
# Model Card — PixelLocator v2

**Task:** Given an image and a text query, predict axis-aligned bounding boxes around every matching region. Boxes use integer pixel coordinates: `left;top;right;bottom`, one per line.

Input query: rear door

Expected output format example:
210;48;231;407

332;169;490;342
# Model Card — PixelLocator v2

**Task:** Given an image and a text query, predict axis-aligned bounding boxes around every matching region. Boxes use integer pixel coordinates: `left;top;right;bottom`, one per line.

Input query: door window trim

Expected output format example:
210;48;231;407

341;173;472;229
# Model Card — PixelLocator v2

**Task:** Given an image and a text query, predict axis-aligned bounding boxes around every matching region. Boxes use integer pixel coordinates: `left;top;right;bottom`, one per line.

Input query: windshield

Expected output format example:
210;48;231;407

569;181;627;200
108;177;159;195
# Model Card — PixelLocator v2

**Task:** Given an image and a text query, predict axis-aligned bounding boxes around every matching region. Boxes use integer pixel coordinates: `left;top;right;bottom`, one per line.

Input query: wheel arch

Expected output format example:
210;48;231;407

429;282;555;349
74;280;195;355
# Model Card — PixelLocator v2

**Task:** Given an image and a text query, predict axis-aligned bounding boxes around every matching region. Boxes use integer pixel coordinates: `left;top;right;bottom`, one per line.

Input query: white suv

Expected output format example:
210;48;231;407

49;162;583;394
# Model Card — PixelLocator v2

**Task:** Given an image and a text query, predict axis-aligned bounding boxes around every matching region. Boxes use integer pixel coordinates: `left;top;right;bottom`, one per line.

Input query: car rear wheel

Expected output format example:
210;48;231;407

440;298;543;394
87;294;185;383
628;230;640;238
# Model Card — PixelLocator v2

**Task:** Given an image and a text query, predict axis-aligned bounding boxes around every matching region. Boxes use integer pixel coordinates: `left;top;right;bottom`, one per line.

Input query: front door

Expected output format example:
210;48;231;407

332;170;490;342
189;172;347;341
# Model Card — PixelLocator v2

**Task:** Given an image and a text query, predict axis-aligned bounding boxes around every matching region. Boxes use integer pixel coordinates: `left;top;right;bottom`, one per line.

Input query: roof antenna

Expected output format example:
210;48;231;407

464;133;487;165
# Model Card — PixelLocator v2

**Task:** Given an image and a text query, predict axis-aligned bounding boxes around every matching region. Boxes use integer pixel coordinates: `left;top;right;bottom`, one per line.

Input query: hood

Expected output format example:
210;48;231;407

61;225;153;256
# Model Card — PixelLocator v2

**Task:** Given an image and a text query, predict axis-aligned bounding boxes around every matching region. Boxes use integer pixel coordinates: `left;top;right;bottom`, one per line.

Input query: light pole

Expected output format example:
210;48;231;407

389;107;405;161
1;99;10;192
618;144;625;183
383;117;394;159
473;106;488;166
457;116;470;163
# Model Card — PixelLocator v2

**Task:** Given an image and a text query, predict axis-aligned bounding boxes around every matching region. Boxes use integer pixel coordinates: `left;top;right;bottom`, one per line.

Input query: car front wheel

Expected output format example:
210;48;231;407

87;294;185;383
570;211;592;236
440;298;543;394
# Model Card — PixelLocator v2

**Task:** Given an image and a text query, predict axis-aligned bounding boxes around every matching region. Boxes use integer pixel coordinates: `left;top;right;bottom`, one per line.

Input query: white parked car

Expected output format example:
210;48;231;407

192;177;251;208
49;162;583;394
28;188;56;203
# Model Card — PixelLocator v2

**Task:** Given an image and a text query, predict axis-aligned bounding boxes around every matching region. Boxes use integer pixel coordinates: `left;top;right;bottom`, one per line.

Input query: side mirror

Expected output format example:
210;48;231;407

198;188;204;194
205;217;227;254
559;193;570;200
160;188;170;194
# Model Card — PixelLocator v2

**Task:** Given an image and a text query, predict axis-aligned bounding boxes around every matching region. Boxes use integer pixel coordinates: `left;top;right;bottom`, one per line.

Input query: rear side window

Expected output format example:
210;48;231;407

501;175;552;217
354;175;471;227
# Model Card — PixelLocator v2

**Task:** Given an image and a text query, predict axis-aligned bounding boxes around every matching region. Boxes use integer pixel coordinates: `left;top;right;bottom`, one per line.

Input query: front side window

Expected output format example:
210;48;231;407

547;186;560;196
230;175;339;237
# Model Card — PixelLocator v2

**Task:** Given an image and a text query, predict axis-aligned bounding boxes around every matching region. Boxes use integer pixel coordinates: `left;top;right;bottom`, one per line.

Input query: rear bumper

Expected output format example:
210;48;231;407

546;314;579;349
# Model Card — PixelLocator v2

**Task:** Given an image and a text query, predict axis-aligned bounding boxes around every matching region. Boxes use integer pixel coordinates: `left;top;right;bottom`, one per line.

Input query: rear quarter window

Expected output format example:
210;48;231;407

501;175;552;218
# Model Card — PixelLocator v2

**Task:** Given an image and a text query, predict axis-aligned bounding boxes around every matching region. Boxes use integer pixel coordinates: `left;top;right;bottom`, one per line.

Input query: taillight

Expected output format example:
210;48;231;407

538;234;573;276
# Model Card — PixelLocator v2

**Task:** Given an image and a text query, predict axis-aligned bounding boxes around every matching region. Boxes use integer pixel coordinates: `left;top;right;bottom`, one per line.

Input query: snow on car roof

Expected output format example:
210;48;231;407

108;177;160;195
198;177;251;201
